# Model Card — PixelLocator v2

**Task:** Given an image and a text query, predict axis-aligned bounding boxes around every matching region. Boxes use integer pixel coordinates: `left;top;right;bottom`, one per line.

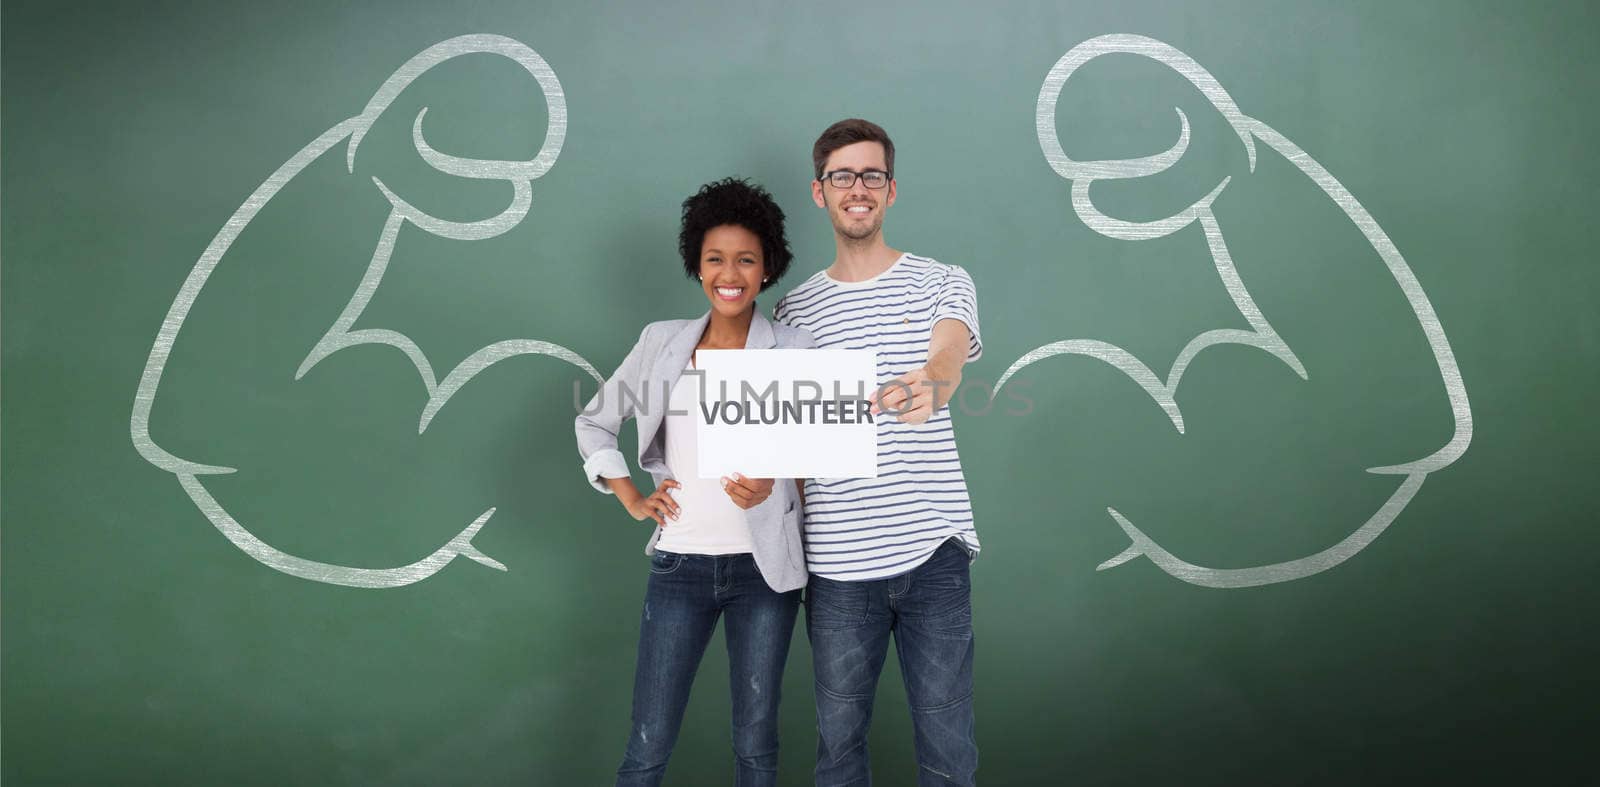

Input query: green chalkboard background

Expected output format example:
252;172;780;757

5;0;1596;784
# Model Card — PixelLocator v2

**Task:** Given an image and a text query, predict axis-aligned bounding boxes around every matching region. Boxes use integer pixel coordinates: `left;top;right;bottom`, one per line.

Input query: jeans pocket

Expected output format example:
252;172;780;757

804;575;867;630
911;543;972;623
648;550;683;575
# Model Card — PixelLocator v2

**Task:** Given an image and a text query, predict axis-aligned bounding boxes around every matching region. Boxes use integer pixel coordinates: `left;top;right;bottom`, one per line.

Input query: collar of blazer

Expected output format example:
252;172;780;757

637;303;780;451
650;302;779;382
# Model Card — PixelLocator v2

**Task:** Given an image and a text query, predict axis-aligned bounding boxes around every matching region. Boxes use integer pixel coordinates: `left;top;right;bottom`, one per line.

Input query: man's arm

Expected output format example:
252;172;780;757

871;319;971;424
873;258;982;425
924;318;972;410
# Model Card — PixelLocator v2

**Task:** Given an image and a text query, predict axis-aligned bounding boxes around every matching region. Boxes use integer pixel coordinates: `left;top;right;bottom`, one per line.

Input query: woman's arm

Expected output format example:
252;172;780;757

574;325;683;525
573;325;651;495
607;476;680;526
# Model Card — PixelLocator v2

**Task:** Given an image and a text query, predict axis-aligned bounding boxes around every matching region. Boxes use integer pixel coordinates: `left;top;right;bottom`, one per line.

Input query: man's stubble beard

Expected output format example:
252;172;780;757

833;211;883;245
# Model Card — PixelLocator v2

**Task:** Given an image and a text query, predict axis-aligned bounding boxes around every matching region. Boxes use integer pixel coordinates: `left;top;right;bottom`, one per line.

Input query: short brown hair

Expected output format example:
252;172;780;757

812;118;895;180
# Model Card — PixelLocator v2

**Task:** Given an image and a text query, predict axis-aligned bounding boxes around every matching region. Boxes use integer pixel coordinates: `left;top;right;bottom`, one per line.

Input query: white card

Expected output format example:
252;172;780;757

694;349;878;480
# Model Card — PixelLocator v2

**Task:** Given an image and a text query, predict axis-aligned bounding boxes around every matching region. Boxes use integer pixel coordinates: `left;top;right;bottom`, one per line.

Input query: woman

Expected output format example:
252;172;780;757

574;178;814;787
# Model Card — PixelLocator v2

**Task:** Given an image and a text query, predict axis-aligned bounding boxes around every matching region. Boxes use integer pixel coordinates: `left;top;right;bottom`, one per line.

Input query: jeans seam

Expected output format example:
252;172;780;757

815;680;873;703
910;689;973;713
733;757;778;773
888;574;911;602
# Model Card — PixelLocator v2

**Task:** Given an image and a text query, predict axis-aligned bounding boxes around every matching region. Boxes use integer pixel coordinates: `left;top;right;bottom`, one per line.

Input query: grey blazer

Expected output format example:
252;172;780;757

574;306;816;593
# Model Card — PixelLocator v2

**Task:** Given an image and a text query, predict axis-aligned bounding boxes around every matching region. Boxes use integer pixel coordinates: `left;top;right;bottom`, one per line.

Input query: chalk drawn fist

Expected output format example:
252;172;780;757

131;35;598;588
1002;35;1473;587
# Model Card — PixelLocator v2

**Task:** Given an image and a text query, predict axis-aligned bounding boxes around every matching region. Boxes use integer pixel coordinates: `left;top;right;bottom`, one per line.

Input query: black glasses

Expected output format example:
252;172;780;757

821;169;891;189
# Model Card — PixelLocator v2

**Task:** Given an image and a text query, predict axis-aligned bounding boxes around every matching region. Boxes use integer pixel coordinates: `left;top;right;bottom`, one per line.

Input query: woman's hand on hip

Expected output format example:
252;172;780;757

627;479;681;526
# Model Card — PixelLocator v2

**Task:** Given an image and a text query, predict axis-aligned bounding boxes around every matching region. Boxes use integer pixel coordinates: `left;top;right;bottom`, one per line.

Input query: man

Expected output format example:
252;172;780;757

774;119;982;786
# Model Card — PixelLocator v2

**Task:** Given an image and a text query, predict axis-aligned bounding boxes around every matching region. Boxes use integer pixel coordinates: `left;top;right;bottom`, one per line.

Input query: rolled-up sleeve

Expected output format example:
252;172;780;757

574;325;651;494
932;265;982;362
580;449;630;494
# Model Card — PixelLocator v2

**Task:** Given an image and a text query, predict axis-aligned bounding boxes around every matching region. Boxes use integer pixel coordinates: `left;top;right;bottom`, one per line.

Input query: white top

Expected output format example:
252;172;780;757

774;253;982;580
655;356;755;555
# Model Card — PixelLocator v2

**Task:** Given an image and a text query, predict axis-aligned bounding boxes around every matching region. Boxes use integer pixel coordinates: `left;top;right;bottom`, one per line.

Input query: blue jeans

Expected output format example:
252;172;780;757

616;550;802;787
806;538;978;786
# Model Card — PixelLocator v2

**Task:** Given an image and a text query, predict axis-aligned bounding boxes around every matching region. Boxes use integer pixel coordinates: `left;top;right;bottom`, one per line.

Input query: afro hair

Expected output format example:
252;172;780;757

678;177;793;291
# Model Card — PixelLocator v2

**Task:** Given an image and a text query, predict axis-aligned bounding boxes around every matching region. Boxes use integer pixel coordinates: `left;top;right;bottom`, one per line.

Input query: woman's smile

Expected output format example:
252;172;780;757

699;223;766;313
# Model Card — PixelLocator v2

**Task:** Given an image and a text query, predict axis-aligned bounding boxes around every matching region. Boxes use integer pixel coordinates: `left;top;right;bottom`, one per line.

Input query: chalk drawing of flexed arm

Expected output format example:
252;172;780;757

131;35;600;589
997;34;1473;588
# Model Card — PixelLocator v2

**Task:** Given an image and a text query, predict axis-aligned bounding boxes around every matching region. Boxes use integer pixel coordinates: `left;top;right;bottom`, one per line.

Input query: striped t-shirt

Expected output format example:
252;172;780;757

773;253;982;581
